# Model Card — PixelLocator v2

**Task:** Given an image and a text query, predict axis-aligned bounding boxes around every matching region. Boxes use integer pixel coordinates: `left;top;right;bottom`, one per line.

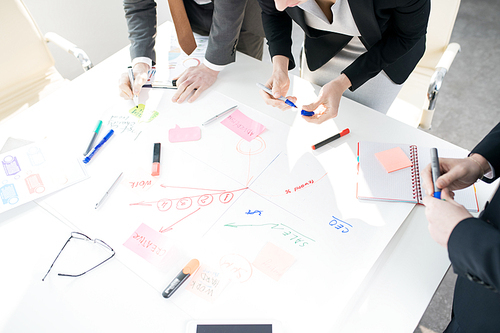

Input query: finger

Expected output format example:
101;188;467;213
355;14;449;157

175;84;196;104
421;164;434;196
188;86;204;103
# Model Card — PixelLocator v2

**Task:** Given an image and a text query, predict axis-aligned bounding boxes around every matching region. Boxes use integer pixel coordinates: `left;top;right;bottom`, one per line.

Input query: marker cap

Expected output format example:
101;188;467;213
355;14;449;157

340;128;350;136
183;259;200;275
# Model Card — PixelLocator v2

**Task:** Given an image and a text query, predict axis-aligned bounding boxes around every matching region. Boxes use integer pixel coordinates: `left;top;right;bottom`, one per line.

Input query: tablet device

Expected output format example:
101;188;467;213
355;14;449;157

186;320;283;333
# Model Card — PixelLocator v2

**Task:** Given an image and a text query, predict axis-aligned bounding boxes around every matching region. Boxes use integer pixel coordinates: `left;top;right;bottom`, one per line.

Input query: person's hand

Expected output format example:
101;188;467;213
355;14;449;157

301;74;351;124
118;63;150;100
172;64;219;103
260;55;297;111
422;188;472;249
421;154;490;196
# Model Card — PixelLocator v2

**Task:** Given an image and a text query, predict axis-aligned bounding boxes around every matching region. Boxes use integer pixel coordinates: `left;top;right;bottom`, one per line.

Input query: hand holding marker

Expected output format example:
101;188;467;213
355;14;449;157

256;83;314;116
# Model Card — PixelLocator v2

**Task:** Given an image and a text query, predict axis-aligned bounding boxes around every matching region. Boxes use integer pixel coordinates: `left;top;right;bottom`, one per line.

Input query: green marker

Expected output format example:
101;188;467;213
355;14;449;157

84;120;103;156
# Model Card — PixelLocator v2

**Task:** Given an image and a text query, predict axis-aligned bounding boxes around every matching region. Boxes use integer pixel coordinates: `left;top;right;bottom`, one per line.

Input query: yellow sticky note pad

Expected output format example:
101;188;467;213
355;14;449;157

375;147;412;173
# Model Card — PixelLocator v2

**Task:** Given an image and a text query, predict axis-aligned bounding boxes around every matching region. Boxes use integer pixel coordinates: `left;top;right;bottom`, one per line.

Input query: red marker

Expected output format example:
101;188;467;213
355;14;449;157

312;128;350;150
151;143;161;176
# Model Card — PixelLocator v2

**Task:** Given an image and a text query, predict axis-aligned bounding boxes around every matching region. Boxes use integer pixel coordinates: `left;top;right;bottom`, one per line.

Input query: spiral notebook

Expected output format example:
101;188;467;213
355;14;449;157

356;141;479;212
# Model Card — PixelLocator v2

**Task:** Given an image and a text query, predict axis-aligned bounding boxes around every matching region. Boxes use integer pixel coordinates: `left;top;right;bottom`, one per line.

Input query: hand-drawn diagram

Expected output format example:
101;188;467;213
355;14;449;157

2;155;21;176
25;174;45;194
27;146;45;166
0;183;19;205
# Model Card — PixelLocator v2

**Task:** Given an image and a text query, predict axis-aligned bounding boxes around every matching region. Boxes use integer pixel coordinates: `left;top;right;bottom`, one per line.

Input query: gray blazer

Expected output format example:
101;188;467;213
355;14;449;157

123;0;264;66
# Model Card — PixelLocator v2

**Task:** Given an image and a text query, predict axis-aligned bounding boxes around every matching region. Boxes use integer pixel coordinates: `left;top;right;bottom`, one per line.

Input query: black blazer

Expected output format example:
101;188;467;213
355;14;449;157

446;122;500;332
258;0;430;90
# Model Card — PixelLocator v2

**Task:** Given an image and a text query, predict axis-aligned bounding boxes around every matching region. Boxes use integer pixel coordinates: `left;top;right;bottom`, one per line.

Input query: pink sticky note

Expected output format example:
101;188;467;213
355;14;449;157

123;223;171;266
221;110;265;142
375;147;413;173
252;242;296;281
169;125;201;143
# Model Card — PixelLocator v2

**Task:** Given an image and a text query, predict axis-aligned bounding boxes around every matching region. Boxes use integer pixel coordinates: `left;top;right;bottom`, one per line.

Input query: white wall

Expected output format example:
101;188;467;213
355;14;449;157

23;0;172;80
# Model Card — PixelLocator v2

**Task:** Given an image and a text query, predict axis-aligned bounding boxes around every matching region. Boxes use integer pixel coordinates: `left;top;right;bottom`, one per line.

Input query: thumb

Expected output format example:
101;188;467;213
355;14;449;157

303;99;322;112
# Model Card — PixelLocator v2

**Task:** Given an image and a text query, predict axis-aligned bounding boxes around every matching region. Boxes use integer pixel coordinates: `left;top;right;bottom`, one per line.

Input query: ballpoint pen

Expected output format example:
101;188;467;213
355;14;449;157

95;172;123;209
128;67;139;108
83;120;102;155
256;83;314;116
202;105;238;126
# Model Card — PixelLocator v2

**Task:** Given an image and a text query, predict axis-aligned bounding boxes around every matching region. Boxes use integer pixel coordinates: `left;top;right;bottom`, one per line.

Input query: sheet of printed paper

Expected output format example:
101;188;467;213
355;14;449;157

0;139;88;214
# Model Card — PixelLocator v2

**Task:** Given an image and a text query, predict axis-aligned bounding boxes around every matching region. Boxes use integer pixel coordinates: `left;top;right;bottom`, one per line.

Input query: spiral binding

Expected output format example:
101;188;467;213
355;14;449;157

409;145;423;203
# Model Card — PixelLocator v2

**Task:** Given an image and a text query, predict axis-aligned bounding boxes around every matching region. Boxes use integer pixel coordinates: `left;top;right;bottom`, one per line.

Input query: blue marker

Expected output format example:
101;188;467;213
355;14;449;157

83;129;114;164
430;148;441;199
256;83;314;116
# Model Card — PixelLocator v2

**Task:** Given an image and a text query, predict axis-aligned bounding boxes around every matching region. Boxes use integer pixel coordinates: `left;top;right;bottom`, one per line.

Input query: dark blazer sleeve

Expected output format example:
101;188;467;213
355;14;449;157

343;0;430;90
205;0;250;66
258;0;295;69
447;122;500;294
124;0;157;64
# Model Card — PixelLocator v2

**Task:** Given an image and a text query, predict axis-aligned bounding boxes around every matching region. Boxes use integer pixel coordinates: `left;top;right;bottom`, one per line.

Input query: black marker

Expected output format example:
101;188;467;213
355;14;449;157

162;259;200;298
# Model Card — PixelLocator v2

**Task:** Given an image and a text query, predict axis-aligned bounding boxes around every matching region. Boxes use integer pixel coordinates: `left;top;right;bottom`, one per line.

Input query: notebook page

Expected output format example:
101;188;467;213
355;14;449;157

417;147;479;212
357;142;416;203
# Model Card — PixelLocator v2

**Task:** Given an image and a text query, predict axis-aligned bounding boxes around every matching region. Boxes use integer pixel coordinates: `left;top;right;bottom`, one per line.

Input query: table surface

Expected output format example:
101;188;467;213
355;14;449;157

0;29;495;333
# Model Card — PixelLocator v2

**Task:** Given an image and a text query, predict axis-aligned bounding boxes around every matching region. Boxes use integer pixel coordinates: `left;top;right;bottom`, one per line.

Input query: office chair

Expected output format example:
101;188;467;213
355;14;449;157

0;0;93;123
387;0;461;129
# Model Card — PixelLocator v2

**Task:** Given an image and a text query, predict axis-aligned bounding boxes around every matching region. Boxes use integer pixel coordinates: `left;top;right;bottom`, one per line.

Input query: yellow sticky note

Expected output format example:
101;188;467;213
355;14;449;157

375;147;412;173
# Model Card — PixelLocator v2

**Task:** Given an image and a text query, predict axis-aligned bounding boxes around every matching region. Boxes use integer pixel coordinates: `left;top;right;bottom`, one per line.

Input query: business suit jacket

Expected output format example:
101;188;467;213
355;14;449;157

123;0;264;66
446;122;500;332
258;0;430;90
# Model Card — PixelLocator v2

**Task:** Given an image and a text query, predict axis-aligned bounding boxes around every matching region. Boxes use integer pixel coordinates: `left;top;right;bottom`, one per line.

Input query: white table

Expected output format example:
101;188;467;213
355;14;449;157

0;36;494;333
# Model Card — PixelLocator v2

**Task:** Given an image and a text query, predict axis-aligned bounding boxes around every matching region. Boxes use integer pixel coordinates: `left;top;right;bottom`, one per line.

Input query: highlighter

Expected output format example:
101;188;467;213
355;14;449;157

152;142;161;176
162;259;200;298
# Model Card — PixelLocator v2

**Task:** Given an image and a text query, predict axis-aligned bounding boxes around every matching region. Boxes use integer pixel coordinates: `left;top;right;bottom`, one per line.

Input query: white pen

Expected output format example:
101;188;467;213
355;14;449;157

202;105;238;126
128;67;139;108
95;172;123;209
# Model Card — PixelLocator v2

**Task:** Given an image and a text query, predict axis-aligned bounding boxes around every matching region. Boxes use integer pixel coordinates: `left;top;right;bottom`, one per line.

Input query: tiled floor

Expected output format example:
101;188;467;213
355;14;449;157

22;0;500;332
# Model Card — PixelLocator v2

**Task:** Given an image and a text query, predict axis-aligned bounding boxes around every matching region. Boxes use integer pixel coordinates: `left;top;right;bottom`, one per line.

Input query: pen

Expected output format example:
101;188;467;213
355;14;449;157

95;172;123;209
151;142;161;177
202;105;238;126
143;79;178;89
83;120;102;156
430;148;441;199
128;67;139;108
256;83;314;116
83;129;114;164
311;128;350;150
162;259;200;298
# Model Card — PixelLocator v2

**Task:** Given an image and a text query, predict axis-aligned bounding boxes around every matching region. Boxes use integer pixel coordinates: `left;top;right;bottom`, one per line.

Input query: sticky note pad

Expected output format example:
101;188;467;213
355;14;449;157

169;125;201;143
374;147;412;173
221;110;265;142
123;223;172;267
253;242;296;281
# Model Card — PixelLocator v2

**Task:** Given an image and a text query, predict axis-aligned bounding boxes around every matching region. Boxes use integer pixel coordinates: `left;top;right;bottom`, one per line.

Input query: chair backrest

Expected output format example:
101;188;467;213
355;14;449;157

418;0;461;70
0;0;56;120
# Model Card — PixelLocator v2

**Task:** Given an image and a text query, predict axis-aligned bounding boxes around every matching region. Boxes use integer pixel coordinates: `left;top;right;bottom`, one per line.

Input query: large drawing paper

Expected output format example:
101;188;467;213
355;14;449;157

0;139;88;214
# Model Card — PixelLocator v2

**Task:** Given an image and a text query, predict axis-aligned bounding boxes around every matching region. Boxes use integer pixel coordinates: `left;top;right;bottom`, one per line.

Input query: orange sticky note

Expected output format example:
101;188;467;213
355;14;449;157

375;147;412;173
253;242;295;281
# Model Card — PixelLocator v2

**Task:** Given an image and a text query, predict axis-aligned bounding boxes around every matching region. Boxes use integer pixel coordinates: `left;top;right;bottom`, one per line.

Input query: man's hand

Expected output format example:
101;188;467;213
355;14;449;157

119;63;150;100
301;74;351;124
421;154;490;196
423;188;472;249
172;64;219;103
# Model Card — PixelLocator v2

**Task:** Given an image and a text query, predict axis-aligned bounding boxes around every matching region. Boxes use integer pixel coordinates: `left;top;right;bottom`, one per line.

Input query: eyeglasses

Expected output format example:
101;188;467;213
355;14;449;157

42;232;115;281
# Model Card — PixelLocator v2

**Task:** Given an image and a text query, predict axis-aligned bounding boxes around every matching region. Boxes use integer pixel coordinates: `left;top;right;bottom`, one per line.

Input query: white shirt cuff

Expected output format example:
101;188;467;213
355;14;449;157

132;57;153;68
484;161;495;180
203;58;226;72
